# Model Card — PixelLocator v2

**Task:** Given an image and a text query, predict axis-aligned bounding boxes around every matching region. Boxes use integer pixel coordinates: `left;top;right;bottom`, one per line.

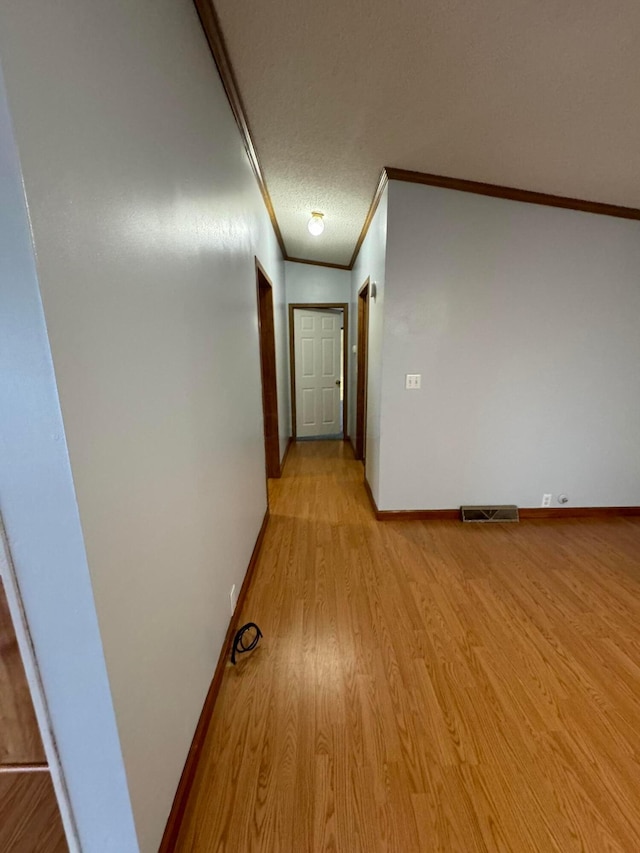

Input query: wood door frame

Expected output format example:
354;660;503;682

288;303;349;441
355;279;370;461
256;259;281;479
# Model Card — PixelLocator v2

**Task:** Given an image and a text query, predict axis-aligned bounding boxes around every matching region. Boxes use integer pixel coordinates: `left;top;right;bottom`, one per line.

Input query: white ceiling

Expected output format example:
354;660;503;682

214;0;640;266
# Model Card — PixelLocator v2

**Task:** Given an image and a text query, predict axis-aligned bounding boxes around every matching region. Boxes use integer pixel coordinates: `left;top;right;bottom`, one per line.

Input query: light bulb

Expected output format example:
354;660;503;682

307;211;325;236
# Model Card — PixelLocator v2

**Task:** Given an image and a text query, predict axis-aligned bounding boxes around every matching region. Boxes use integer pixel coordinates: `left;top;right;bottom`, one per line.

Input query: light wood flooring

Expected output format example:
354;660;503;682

0;579;67;851
177;441;640;852
0;772;67;853
0;579;45;766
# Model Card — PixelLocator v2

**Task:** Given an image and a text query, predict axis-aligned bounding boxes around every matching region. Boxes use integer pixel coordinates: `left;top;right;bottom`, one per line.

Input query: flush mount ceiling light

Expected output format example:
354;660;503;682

307;211;325;236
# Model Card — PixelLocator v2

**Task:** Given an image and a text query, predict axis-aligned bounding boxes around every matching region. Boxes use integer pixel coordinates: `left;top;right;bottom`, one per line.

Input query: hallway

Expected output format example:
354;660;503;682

176;441;640;852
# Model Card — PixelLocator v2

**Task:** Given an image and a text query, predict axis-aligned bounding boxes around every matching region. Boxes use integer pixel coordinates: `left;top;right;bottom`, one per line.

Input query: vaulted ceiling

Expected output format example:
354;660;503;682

212;0;640;266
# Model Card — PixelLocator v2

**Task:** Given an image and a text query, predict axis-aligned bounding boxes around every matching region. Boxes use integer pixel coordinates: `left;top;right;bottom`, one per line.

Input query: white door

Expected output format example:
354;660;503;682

294;308;343;438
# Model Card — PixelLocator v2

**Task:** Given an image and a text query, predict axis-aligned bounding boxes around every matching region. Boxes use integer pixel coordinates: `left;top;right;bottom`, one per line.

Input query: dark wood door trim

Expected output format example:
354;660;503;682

193;1;286;257
348;170;389;269
355;280;370;461
384;167;640;222
256;260;281;479
286;257;351;271
288;303;349;441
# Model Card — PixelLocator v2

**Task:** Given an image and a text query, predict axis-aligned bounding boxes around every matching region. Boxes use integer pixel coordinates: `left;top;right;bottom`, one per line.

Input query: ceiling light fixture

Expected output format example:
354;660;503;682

307;211;325;236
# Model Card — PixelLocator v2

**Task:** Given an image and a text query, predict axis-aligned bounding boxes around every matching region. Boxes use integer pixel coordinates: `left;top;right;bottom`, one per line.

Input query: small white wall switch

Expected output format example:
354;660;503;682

405;374;421;390
542;494;552;507
229;584;237;616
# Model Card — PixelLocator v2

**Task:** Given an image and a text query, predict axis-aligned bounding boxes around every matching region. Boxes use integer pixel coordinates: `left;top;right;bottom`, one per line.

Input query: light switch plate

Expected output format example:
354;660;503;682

405;374;421;390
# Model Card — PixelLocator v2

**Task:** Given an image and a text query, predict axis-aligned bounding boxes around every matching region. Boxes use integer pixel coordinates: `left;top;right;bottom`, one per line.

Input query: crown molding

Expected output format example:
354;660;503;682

193;0;287;256
285;256;351;271
193;4;640;278
195;1;358;271
347;168;390;270
384;167;640;222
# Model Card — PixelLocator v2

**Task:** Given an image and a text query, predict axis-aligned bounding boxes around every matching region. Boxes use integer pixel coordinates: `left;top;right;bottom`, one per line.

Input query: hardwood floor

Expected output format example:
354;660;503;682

176;441;640;852
0;580;67;851
0;772;67;852
0;579;46;765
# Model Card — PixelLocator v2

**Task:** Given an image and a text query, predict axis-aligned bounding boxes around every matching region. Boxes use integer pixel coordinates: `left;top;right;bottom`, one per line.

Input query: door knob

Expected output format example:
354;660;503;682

335;380;341;385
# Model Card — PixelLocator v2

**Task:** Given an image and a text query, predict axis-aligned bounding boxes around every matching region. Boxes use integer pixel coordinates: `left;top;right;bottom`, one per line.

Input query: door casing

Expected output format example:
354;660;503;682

288;303;349;441
355;279;370;461
256;259;281;479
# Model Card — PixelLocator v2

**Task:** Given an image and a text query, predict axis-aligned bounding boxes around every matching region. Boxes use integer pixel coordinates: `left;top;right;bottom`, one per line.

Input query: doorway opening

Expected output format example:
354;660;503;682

355;279;369;461
256;260;281;479
289;303;349;441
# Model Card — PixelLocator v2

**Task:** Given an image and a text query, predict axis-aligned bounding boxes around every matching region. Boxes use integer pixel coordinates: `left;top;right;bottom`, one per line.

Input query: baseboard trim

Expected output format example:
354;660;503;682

376;509;461;521
362;475;377;515
280;436;293;471
361;486;640;522
519;506;640;519
159;508;270;853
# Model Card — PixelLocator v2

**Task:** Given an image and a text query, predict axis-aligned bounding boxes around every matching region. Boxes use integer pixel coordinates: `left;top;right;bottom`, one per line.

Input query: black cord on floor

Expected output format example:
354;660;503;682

231;622;263;665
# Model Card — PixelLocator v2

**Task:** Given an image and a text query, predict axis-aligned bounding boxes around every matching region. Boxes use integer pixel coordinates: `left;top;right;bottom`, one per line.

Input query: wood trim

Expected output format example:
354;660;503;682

288;303;349;441
363;476;378;516
286;257;351;272
193;1;358;271
519;507;640;519
256;260;281;479
289;302;350;310
384;167;640;222
288;308;296;439
280;436;293;471
186;0;640;279
347;436;357;458
365;499;640;522
362;478;459;523
348;168;389;269
375;508;460;521
192;0;287;256
159;509;270;853
355;279;369;461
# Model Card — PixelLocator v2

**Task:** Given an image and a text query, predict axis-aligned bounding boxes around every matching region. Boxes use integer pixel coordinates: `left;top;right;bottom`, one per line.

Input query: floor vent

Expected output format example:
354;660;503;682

460;505;519;523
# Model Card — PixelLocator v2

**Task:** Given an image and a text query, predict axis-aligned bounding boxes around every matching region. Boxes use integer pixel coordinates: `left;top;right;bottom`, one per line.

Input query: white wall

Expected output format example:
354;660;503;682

0;65;137;853
350;188;388;498
285;260;351;305
380;180;640;510
0;1;289;851
285;261;350;438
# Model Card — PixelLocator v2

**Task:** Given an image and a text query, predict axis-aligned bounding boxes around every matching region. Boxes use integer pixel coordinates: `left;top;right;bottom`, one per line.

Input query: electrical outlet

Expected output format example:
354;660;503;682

542;494;552;507
405;374;421;390
229;584;237;616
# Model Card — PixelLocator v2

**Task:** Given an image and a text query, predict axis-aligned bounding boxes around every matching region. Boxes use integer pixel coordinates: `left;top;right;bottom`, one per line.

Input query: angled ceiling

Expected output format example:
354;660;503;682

211;0;640;267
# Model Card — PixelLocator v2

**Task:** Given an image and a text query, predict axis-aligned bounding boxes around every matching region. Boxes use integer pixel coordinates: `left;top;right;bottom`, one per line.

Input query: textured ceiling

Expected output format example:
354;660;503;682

214;0;640;266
